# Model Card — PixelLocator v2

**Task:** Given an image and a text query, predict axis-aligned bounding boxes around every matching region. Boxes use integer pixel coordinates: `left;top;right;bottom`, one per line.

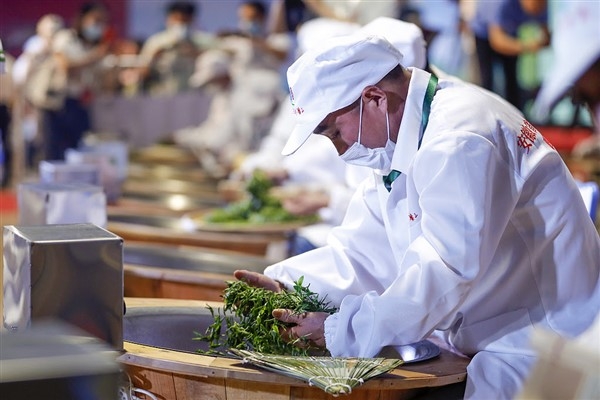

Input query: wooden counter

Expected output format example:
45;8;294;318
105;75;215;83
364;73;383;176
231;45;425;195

107;220;289;259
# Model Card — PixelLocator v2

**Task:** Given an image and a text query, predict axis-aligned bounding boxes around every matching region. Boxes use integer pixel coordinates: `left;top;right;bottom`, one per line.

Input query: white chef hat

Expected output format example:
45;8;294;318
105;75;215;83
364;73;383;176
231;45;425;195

533;1;600;118
282;35;403;156
296;18;361;55
358;17;427;70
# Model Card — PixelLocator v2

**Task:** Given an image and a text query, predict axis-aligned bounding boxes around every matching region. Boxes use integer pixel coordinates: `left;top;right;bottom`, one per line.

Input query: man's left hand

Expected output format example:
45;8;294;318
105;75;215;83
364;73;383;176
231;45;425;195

272;309;329;348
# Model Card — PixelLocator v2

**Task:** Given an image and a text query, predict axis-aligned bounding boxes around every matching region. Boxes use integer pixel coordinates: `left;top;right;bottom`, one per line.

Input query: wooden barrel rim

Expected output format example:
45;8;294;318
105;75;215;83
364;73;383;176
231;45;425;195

120;298;469;392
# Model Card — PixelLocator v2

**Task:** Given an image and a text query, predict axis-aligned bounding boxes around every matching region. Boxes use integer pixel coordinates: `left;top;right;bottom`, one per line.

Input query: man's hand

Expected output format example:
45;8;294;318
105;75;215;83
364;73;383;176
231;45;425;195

233;269;283;293
280;187;330;216
272;309;329;348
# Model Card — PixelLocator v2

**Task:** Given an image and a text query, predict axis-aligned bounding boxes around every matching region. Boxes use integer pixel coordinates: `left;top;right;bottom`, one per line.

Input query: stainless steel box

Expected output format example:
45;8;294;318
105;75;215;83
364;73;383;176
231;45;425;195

39;160;101;186
17;182;107;227
2;224;124;349
65;141;128;203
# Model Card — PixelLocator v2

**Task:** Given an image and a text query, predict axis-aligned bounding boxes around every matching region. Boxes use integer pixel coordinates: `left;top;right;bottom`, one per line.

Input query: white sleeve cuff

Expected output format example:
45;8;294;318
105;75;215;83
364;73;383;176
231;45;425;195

324;312;341;356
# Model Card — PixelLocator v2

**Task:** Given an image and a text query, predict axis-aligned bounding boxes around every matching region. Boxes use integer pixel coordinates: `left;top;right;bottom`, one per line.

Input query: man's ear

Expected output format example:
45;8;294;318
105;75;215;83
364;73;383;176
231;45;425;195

361;85;388;110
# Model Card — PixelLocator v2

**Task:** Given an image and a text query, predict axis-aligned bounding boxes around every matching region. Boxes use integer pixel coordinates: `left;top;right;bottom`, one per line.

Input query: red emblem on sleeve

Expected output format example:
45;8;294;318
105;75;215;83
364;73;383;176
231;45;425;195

517;120;539;154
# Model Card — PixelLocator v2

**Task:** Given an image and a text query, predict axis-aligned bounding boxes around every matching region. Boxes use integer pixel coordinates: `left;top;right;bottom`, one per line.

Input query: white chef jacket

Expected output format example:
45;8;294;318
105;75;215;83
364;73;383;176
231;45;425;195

52;29;105;98
265;68;600;399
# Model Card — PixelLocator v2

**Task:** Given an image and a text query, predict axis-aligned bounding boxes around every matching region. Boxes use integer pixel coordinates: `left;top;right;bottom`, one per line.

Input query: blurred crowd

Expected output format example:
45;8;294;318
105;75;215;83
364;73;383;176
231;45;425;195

1;0;565;187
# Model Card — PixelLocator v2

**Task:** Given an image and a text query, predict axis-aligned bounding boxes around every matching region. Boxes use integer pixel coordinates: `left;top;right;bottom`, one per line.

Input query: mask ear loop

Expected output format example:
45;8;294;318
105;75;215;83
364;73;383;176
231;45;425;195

385;110;390;141
357;97;363;144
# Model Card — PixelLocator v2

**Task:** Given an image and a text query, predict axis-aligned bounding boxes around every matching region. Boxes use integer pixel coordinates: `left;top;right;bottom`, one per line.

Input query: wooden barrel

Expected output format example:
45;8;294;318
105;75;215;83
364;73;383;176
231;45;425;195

120;298;470;400
123;243;269;301
129;144;201;166
108;193;223;217
106;214;290;258
121;178;223;201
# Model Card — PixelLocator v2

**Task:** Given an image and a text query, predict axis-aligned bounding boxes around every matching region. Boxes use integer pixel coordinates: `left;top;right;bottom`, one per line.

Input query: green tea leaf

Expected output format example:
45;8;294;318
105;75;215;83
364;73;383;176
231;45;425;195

195;277;337;356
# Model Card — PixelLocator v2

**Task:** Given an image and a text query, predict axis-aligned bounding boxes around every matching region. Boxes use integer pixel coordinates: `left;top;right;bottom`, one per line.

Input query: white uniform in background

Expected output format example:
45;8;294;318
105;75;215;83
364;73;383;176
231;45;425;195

140;26;216;96
319;0;399;26
239;96;368;247
240;17;430;249
174;49;282;166
238;18;367;248
265;69;600;399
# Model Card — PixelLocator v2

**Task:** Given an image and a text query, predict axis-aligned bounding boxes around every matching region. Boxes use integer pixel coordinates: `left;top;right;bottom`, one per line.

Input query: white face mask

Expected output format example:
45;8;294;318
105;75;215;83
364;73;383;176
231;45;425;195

82;24;104;42
168;23;189;40
340;97;395;171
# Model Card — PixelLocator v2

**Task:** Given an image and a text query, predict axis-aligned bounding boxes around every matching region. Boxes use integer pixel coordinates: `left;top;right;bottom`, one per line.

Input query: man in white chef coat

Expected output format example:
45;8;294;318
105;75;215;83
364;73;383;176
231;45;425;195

235;34;600;399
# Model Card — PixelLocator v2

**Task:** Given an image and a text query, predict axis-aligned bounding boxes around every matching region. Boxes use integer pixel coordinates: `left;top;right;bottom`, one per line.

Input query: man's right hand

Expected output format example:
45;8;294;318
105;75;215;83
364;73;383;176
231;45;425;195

234;270;284;293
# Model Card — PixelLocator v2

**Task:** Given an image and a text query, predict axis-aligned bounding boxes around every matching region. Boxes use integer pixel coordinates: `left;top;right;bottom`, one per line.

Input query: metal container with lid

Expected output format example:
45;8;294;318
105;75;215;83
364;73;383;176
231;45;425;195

17;181;107;227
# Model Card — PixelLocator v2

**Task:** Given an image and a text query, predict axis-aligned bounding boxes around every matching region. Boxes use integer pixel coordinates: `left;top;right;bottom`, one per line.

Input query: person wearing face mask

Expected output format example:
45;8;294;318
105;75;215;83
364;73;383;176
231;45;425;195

470;0;549;111
42;2;111;160
236;1;290;71
233;34;600;399
173;44;283;171
217;0;292;93
139;1;217;96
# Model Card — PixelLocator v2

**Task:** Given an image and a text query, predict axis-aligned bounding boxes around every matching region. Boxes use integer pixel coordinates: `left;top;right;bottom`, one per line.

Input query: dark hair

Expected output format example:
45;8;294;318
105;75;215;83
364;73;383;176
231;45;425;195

74;2;108;38
382;65;406;82
79;1;107;17
242;1;267;19
591;56;600;73
167;1;197;17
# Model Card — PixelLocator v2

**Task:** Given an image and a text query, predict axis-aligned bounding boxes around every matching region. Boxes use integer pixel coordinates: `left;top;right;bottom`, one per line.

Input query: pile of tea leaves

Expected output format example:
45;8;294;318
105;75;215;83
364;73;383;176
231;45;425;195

195;277;337;356
204;170;318;224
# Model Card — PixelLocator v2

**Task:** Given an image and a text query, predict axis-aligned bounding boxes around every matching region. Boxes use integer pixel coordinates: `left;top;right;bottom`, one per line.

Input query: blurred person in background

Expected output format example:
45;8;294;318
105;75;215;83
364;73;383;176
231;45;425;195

105;38;144;97
13;14;65;89
12;14;64;170
172;49;236;171
237;1;290;71
237;18;362;178
535;2;600;159
174;1;289;169
470;0;549;110
218;1;292;91
140;1;216;96
173;45;282;173
302;0;399;26
404;0;474;80
268;0;317;34
43;2;112;161
235;18;362;255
